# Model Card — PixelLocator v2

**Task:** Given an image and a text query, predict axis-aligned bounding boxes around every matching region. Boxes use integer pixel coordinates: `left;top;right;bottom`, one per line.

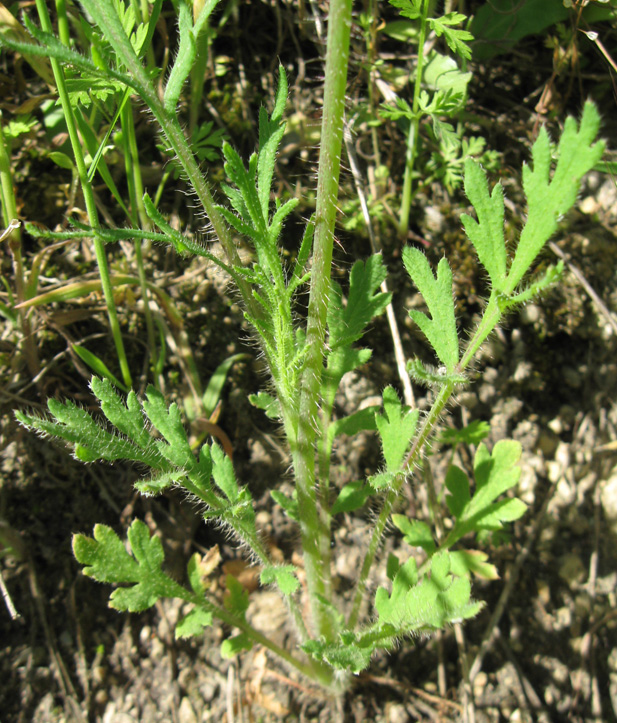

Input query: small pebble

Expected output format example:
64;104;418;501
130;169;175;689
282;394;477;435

178;697;198;723
558;553;586;586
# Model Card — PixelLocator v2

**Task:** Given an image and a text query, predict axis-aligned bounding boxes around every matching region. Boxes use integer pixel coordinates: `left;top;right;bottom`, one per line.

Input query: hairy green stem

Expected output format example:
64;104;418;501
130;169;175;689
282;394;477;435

398;0;430;237
348;293;505;630
182;588;322;682
37;0;132;388
289;0;352;642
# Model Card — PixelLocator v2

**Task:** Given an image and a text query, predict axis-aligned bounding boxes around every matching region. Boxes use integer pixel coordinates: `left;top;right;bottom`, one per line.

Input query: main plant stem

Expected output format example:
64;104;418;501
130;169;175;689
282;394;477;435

291;0;352;641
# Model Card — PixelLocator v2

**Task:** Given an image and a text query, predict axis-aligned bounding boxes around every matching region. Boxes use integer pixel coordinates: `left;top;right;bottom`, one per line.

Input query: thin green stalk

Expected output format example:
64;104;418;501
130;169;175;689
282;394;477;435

38;0;132;388
0;116;22;280
182;463;316;661
0;115;39;375
459;294;501;368
75;0;265;323
398;0;430;237
347;293;505;630
183;588;321;682
347;380;454;630
120;101;158;385
189;21;213;137
56;0;70;46
290;0;353;641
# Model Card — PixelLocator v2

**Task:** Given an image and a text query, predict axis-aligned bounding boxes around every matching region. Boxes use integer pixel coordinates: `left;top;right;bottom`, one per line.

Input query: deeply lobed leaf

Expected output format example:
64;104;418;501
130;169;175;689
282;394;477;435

506;102;604;292
460;159;507;290
328;255;390;351
374;552;483;633
445;440;527;545
323;255;390;404
257;66;288;219
73;520;188;612
403;247;459;372
375;386;419;473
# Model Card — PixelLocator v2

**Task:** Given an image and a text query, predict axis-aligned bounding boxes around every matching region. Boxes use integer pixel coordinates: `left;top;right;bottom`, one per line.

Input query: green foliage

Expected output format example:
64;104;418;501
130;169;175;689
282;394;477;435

1;114;37;140
260;566;300;595
402;248;459;373
331;481;374;516
460;159;507;290
375;386;419;473
175;608;214;639
429;13;473;60
373;552;482;633
506;104;604;292
392;516;436;555
460;102;605;297
444;441;527;547
407;102;603;377
322;255;391;406
471;0;615;60
73;520;190;612
304;551;482;673
6;0;606;694
378;0;480;227
441;420;491;447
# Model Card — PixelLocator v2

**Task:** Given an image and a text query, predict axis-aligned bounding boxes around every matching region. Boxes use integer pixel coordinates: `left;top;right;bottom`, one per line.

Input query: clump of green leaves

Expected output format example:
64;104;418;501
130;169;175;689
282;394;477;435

378;0;484;232
8;0;605;695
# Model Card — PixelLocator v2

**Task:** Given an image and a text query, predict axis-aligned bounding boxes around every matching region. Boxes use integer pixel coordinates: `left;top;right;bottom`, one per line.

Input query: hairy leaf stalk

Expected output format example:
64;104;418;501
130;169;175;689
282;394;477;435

348;293;503;629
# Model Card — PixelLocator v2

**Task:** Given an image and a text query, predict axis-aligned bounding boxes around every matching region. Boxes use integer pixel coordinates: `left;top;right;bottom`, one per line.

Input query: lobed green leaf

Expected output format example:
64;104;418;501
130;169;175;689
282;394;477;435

328;255;390;351
143;386;196;470
505;101;604;293
428;13;473;60
449;550;499;580
260;565;300;595
460;159;507;290
73;520;188;612
15;398;156;467
392;515;436;555
374;552;483;633
270;490;299;522
91;377;150;448
389;0;423;21
221;632;253;658
323;255;390;404
375;386;419;473
302;634;374;674
440;419;491;447
328;406;379;447
445;440;527;545
331;481;375;516
175;607;213;639
257;66;288;219
248;392;281;420
403;247;459;372
211;443;240;503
